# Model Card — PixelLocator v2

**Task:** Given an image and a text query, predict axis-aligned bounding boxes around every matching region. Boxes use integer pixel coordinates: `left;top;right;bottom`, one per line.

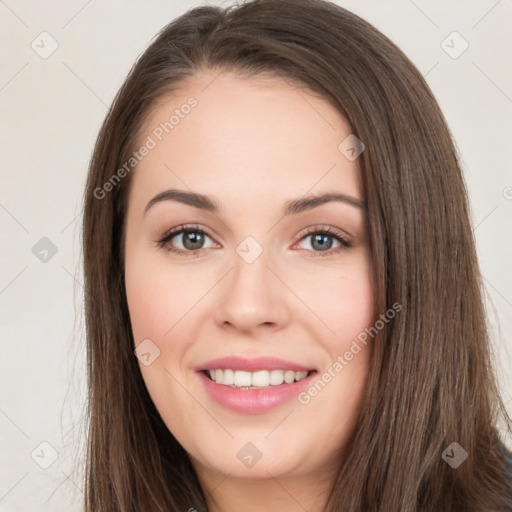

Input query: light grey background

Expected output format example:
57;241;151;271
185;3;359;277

1;1;511;510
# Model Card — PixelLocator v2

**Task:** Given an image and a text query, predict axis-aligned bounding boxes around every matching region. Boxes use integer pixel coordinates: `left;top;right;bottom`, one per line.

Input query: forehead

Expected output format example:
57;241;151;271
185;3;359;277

128;70;363;211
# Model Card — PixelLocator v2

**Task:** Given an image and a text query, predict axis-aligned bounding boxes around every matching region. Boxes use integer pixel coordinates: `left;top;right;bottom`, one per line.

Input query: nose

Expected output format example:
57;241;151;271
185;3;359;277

213;247;291;334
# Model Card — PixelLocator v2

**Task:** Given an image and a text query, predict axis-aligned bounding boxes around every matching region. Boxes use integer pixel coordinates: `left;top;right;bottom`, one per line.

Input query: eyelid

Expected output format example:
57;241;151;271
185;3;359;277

156;223;217;249
293;224;352;244
157;223;212;243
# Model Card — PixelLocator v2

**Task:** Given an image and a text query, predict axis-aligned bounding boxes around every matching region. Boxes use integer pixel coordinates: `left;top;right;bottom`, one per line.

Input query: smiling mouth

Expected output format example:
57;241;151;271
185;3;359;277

203;369;315;389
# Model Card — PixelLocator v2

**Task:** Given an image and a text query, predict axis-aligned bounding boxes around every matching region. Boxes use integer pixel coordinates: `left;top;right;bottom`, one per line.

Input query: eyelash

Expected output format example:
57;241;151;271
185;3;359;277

156;224;352;258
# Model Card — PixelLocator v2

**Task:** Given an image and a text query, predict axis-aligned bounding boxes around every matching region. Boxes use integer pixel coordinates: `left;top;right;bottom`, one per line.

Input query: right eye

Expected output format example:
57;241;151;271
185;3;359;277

157;224;218;256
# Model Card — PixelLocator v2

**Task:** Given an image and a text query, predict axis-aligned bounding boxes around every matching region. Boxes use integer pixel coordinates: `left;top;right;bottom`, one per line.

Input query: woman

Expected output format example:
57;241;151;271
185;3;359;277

82;0;512;510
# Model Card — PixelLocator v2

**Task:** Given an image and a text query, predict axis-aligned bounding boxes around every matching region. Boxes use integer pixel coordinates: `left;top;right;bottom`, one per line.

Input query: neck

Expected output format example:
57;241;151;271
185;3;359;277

192;461;335;512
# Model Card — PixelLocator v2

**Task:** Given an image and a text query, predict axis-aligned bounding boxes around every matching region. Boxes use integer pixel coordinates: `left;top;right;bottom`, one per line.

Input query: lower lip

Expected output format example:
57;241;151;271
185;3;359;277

198;371;316;414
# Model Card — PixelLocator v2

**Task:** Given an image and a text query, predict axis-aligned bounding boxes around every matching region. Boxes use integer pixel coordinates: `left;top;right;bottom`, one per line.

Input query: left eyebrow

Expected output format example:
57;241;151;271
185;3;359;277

144;189;366;216
282;192;366;215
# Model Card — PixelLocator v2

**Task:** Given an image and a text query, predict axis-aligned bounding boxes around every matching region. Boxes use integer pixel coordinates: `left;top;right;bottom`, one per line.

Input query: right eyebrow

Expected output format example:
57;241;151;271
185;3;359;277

144;189;219;215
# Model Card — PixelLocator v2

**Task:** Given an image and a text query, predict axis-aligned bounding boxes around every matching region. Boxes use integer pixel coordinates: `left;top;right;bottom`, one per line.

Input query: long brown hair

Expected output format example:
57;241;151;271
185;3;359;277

82;0;512;510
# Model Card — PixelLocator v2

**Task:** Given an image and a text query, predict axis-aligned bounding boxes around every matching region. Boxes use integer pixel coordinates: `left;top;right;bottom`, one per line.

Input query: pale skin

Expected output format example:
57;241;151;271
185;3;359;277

124;70;375;512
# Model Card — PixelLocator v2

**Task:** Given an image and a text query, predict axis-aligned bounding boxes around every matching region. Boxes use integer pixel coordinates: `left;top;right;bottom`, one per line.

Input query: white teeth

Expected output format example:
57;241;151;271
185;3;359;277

269;369;284;385
251;370;269;387
284;370;295;384
207;369;310;388
223;368;234;385
233;370;252;387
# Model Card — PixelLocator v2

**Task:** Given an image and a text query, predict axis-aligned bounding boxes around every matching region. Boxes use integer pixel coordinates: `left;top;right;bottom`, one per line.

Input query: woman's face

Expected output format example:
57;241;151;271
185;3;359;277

124;70;374;486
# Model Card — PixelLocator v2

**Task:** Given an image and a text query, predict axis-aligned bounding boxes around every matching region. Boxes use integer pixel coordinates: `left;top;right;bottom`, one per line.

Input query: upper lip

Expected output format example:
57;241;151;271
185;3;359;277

196;356;315;373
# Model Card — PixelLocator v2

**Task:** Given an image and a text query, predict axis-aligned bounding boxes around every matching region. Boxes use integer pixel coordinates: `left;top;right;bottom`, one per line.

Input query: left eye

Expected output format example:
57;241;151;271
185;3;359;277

295;231;348;252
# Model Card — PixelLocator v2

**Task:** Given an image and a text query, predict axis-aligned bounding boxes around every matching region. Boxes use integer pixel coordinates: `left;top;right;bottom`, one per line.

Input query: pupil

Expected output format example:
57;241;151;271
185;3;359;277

183;231;204;250
312;233;332;251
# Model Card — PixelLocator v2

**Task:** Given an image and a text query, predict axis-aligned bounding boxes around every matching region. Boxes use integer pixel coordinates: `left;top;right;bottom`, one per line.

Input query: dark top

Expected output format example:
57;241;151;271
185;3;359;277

504;448;512;511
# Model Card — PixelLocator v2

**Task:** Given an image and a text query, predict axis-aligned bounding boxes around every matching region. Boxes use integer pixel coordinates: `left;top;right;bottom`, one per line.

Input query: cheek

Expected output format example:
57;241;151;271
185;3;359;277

124;249;208;346
335;274;374;340
125;269;169;345
295;257;374;407
124;254;200;421
295;258;374;344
